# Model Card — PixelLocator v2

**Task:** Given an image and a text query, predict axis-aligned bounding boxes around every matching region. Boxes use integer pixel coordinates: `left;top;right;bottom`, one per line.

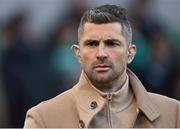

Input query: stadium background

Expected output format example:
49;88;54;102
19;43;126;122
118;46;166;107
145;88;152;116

0;0;180;127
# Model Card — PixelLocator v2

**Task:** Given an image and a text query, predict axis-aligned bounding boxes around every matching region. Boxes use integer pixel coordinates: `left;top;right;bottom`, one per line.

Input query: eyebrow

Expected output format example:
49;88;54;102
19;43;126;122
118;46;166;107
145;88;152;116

83;38;122;44
82;39;98;45
84;39;98;43
104;39;122;44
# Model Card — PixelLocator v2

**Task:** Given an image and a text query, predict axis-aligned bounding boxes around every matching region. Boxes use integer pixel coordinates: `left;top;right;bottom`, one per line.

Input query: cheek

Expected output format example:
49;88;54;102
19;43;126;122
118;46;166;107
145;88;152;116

80;51;95;68
110;52;128;66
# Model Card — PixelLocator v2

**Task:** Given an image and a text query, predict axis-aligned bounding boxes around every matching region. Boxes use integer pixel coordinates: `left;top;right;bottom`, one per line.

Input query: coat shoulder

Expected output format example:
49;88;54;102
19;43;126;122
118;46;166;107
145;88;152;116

24;88;79;128
148;92;180;105
148;92;180;127
148;92;180;112
31;88;76;112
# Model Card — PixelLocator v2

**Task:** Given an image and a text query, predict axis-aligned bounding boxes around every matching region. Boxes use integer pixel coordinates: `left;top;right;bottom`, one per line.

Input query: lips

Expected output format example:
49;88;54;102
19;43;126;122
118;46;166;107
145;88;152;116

94;64;111;71
95;64;110;67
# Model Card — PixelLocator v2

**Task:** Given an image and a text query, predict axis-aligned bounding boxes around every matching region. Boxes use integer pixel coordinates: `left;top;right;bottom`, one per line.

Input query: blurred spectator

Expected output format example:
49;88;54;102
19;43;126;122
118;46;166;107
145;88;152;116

128;0;179;98
1;12;31;127
45;0;88;90
48;21;81;90
1;12;59;127
145;28;178;97
0;30;10;127
172;65;180;100
0;80;10;127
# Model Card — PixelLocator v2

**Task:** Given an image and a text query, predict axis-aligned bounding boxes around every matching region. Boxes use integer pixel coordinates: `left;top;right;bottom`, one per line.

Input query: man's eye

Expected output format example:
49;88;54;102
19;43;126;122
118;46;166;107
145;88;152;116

105;40;119;46
87;41;99;46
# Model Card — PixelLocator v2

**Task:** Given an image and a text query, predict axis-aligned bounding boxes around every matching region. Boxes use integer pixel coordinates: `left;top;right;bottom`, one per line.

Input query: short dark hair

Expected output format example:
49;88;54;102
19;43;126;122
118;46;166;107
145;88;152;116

78;4;132;44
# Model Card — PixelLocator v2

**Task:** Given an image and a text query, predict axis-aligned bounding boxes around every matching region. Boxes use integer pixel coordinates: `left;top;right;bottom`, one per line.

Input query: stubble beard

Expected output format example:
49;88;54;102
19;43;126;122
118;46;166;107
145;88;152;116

89;69;118;86
85;64;125;90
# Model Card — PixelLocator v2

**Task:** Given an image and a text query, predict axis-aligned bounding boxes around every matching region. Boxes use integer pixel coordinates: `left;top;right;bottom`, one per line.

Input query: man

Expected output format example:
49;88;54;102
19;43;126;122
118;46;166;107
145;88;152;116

24;5;180;128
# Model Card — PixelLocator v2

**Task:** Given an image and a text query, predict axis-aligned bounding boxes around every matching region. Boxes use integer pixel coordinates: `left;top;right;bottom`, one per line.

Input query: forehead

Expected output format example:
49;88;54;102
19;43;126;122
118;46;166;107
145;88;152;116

80;22;125;42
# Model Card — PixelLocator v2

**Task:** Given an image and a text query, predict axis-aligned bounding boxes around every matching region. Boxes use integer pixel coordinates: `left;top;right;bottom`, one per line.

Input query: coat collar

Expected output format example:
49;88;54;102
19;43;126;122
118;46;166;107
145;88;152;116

127;69;160;121
72;69;160;127
72;71;106;127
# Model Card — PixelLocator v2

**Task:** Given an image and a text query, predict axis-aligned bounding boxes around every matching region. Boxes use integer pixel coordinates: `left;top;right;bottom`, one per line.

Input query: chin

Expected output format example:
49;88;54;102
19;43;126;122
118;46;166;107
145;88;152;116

94;75;112;83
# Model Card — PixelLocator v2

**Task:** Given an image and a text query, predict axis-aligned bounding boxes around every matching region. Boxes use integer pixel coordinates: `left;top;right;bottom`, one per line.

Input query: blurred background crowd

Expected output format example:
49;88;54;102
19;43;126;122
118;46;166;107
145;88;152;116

0;0;179;127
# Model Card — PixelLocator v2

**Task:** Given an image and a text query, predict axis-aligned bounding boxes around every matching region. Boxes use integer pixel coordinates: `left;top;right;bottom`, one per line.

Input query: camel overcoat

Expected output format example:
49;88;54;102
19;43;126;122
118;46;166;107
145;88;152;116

24;69;180;128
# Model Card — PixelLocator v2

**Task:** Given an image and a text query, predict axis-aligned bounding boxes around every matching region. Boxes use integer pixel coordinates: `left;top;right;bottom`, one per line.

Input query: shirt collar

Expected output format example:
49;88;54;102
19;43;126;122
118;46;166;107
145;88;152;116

89;74;135;113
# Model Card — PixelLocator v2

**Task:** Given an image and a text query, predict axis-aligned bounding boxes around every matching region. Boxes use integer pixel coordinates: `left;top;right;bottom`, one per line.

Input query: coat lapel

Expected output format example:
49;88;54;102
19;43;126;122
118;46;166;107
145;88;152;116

127;69;161;124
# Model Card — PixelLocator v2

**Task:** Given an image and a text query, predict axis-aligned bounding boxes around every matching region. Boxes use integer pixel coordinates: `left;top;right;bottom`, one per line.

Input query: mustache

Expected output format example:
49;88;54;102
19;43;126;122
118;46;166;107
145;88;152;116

91;60;114;68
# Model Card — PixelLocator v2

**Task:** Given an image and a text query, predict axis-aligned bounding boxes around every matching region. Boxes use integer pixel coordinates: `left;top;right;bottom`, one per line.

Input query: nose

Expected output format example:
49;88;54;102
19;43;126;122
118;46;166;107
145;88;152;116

96;43;108;60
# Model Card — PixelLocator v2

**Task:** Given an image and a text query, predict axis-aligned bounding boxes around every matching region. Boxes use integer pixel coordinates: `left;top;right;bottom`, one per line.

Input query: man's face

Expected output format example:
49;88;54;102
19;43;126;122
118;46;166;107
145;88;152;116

75;22;135;86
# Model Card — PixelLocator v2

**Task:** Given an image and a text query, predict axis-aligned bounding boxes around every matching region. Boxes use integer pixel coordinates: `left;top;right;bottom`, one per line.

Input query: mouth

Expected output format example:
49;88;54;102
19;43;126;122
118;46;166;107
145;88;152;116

94;64;111;72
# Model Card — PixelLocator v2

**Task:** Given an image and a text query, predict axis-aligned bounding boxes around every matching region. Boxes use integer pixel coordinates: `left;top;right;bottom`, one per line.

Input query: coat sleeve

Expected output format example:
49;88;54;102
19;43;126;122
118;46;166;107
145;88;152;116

177;101;180;128
24;107;45;128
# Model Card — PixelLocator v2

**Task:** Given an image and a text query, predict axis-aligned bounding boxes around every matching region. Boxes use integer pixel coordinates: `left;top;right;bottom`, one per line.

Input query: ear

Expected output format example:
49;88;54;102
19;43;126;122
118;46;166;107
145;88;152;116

71;44;82;63
127;44;136;64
